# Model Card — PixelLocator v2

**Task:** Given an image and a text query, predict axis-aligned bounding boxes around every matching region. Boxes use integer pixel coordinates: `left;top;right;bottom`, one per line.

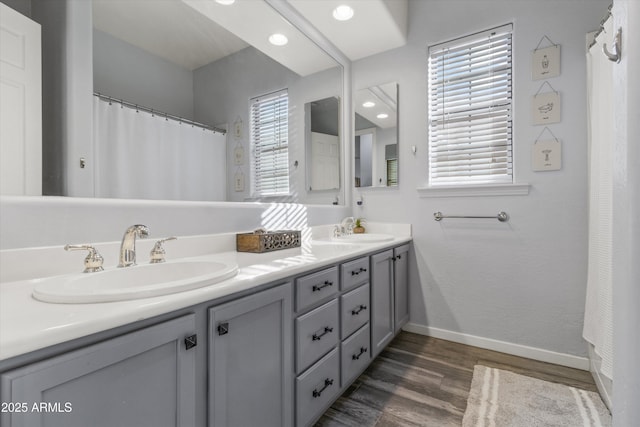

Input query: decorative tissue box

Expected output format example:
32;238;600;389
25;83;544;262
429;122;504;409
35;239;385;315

236;229;301;253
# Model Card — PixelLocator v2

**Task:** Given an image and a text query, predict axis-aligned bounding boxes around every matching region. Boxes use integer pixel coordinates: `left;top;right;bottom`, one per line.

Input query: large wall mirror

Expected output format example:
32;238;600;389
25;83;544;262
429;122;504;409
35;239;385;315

354;82;398;188
49;0;344;204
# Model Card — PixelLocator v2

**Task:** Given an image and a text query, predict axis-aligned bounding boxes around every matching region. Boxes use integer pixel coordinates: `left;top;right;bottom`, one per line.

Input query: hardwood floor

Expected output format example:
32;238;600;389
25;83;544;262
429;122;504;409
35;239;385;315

315;332;597;427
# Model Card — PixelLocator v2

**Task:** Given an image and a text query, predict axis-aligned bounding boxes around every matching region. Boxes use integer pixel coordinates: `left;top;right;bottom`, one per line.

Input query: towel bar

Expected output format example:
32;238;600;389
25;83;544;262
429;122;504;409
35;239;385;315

433;211;509;222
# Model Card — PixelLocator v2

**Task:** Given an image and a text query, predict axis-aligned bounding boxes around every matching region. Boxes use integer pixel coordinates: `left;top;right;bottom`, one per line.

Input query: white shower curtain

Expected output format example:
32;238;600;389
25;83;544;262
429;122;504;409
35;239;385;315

583;18;614;380
93;97;227;201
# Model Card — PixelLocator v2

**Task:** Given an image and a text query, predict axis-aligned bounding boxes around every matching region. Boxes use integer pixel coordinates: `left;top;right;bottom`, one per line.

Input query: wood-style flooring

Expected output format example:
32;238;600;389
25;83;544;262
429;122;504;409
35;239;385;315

316;331;597;427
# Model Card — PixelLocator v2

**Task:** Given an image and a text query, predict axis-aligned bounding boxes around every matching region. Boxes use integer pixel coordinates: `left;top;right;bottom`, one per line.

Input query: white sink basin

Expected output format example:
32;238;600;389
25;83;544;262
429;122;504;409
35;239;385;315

332;233;394;243
32;260;238;304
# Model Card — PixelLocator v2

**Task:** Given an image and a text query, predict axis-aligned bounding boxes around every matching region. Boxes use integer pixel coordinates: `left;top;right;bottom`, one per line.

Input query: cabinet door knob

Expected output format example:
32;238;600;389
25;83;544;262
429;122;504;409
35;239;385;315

217;322;229;336
184;334;197;350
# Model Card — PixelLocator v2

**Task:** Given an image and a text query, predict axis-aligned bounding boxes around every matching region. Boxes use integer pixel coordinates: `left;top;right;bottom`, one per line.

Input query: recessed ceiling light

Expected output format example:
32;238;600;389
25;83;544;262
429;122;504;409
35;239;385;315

362;101;376;108
269;33;288;46
377;113;389;119
215;0;235;5
333;5;354;21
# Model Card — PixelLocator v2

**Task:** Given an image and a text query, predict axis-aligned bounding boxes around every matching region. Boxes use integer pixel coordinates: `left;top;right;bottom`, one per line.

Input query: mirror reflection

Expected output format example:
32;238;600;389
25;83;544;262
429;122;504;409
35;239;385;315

305;97;340;192
354;82;398;188
86;0;343;203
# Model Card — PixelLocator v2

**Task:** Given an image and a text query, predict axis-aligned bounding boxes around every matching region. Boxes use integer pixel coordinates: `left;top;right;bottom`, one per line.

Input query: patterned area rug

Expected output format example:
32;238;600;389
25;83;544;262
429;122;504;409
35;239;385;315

463;365;611;427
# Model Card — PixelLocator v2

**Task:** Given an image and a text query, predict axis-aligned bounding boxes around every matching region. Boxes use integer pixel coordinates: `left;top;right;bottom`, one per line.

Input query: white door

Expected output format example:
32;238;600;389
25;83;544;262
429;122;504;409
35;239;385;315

0;4;41;195
310;131;339;191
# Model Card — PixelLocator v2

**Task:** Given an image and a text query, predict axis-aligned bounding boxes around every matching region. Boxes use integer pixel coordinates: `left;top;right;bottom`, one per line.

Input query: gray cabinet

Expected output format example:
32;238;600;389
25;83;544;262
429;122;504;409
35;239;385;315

0;314;197;427
371;249;395;357
371;244;409;357
394;244;410;333
295;348;340;427
295;299;339;374
209;283;293;427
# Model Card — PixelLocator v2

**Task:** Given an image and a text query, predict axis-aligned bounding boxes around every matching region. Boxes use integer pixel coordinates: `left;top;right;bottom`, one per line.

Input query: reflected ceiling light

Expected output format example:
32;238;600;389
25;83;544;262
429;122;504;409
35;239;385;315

215;0;235;5
362;101;376;108
269;33;288;46
377;113;389;119
333;5;354;21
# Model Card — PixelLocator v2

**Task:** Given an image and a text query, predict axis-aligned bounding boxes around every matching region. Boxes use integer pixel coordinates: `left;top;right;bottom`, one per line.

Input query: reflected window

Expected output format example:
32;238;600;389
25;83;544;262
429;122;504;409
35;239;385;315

250;89;290;196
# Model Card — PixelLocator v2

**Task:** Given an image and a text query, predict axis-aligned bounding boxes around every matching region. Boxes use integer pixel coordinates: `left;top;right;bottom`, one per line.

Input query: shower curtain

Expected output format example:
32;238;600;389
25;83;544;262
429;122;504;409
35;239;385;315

583;17;614;380
93;96;227;201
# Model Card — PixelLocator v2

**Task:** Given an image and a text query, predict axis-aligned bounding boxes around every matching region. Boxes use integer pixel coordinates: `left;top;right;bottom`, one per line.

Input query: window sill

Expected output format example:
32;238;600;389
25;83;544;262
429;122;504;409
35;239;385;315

416;183;530;198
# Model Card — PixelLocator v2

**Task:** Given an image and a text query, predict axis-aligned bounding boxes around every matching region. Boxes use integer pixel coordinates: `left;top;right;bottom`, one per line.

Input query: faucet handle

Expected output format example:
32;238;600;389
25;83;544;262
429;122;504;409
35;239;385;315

149;237;177;264
65;244;104;273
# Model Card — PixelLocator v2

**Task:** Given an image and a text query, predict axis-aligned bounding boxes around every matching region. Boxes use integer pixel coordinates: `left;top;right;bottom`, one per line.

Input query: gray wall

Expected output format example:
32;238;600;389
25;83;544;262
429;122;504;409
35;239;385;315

93;29;194;120
1;0;30;17
353;0;609;359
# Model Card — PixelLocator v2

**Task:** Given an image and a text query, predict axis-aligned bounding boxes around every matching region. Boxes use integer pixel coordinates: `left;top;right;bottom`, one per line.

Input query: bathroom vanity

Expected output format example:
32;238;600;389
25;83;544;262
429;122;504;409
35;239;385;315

0;225;411;427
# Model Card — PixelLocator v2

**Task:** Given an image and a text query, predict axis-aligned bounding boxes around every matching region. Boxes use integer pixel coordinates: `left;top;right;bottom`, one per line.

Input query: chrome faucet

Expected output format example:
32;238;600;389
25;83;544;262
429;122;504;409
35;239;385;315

118;224;149;267
340;217;355;235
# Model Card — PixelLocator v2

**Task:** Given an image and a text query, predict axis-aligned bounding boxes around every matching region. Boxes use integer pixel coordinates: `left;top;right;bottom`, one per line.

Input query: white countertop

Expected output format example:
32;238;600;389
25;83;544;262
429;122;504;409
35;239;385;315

0;224;411;361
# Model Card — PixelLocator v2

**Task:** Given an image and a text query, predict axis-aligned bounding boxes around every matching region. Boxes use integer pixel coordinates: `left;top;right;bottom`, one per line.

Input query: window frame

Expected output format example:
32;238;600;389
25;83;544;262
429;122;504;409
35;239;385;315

427;23;514;188
249;89;290;198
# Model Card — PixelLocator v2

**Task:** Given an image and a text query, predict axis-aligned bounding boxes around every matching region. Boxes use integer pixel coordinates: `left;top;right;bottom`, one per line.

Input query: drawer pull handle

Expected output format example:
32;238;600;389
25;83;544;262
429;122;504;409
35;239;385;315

312;378;334;398
351;304;367;315
312;326;334;341
351;267;367;276
352;347;368;360
312;280;333;292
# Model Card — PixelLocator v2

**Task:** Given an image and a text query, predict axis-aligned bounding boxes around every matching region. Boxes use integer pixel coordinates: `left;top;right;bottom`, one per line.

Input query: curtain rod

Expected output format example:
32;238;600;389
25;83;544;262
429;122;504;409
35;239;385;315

93;92;227;135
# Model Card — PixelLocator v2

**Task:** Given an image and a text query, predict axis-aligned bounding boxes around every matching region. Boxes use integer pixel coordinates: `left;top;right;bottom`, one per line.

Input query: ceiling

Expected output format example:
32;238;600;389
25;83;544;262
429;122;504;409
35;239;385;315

355;82;398;129
288;0;408;61
92;0;408;76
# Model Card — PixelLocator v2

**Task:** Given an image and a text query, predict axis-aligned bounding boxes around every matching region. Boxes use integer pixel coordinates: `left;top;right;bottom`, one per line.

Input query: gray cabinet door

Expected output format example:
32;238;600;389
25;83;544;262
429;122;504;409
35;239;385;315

1;314;197;427
209;283;293;427
370;249;394;357
394;244;410;332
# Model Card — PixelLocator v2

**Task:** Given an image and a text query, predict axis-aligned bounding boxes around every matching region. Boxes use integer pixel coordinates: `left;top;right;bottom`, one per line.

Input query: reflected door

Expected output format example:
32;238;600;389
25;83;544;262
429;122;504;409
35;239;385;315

310;132;339;191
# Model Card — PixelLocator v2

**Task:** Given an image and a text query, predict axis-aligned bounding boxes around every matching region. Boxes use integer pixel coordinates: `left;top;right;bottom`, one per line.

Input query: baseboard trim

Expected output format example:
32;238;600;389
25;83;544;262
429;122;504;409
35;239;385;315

402;323;590;371
588;344;613;410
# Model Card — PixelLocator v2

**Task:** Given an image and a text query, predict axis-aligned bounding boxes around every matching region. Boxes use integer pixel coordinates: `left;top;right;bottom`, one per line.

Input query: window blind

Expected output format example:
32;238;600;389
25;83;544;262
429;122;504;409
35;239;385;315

250;89;289;196
387;158;398;186
428;24;513;185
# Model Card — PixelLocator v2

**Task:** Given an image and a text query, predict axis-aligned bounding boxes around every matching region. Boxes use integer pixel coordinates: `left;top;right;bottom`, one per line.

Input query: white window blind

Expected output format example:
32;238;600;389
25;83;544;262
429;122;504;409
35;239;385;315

428;24;513;186
250;89;289;196
387;158;398;186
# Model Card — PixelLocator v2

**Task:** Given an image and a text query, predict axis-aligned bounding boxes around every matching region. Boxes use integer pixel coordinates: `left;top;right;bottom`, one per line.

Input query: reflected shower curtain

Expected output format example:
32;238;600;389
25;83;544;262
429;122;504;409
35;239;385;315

583;18;614;379
93;96;226;201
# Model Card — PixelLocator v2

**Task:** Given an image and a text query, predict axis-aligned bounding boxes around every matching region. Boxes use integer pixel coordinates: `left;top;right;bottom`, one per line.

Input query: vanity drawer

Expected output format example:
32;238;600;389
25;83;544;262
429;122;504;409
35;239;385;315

296;347;340;427
340;256;369;291
341;324;371;387
296;266;339;312
340;283;370;339
296;299;339;374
